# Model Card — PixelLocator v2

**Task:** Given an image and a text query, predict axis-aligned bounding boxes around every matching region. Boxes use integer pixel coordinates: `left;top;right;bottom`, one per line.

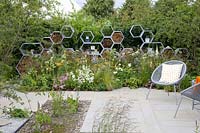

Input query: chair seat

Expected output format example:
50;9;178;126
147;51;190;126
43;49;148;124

181;87;200;101
175;83;200;118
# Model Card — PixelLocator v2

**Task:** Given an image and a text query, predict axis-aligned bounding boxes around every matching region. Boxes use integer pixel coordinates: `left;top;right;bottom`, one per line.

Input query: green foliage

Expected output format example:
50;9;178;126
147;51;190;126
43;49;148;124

66;96;79;113
127;77;142;89
4;107;29;118
180;74;194;91
35;110;52;132
84;0;114;19
0;0;60;65
50;91;65;116
137;55;163;86
0;62;13;80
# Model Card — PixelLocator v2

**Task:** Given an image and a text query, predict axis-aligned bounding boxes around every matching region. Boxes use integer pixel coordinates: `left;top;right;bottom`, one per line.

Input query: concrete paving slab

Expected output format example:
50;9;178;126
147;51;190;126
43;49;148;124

0;87;200;133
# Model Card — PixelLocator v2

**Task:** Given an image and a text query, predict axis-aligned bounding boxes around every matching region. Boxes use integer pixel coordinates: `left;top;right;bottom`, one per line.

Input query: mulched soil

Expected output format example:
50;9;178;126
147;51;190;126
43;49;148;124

17;100;91;133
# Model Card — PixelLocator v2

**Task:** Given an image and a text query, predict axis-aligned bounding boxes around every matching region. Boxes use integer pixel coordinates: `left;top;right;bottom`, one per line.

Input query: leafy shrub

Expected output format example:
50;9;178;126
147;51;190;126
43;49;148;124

127;77;142;89
66;96;79;113
4;107;29;118
180;74;194;91
0;62;13;80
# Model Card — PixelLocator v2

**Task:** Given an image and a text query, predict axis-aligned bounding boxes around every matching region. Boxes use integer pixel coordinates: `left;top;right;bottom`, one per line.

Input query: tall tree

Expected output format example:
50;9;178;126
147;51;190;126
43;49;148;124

0;0;61;64
83;0;114;19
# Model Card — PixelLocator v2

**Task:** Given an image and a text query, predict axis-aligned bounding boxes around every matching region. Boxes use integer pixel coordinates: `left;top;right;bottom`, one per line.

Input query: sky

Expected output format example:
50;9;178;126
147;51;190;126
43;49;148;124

58;0;157;14
58;0;126;14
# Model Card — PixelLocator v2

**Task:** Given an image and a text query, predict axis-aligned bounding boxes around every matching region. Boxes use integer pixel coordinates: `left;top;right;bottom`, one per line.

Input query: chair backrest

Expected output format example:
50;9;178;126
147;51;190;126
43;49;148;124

151;60;187;85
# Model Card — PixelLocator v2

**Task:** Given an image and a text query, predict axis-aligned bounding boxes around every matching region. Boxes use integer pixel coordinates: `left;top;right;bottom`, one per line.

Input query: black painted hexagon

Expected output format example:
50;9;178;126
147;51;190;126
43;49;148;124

130;25;144;38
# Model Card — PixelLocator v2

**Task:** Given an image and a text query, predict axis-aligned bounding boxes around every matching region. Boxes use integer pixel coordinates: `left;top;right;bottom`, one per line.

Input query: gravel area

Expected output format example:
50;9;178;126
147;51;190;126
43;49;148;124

17;100;90;133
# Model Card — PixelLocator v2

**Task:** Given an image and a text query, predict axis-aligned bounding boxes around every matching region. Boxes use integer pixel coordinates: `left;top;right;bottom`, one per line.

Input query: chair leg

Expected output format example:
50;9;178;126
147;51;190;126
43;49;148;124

192;100;195;110
174;97;183;118
174;85;178;105
146;83;153;100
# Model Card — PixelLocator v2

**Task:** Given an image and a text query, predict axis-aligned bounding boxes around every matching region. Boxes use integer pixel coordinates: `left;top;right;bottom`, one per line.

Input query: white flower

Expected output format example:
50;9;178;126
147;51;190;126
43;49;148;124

128;63;131;67
113;71;117;74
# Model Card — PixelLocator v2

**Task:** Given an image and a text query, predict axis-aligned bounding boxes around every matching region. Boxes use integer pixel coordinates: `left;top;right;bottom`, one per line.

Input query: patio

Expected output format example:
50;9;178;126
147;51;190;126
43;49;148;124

0;87;199;133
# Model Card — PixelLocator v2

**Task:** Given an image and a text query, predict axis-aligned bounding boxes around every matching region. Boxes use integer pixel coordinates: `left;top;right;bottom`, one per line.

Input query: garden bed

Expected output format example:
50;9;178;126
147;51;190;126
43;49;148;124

17;100;91;133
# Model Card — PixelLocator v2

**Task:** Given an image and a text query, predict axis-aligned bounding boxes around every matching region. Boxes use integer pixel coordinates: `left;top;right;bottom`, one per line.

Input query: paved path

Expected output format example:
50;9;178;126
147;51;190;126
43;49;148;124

0;87;200;133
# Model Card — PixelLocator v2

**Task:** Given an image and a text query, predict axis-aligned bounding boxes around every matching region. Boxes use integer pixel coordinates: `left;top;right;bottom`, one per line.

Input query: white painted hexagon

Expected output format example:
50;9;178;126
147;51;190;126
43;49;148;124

101;25;114;37
61;25;74;38
50;31;64;44
111;31;124;44
141;30;154;43
130;25;144;38
80;31;94;43
20;43;44;56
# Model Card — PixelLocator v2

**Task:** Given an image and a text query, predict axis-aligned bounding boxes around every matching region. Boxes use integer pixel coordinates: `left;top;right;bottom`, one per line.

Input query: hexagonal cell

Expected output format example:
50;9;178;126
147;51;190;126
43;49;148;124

111;44;124;52
16;56;35;75
50;31;64;44
41;49;53;60
62;38;75;49
140;42;164;55
101;25;113;37
61;25;74;38
141;30;154;43
101;37;113;48
120;48;134;56
175;48;189;59
161;46;175;59
111;31;124;44
130;25;144;38
80;42;103;56
101;49;112;58
20;43;44;56
80;31;94;43
41;37;53;49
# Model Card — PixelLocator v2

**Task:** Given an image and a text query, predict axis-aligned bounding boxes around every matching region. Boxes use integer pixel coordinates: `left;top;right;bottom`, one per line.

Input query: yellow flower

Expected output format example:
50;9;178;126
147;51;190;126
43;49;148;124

55;62;63;67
